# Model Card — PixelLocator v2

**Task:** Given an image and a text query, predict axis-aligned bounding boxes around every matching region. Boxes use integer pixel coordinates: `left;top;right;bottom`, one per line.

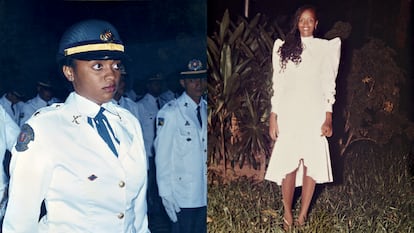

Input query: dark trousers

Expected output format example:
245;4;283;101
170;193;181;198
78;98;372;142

147;157;171;233
171;206;207;233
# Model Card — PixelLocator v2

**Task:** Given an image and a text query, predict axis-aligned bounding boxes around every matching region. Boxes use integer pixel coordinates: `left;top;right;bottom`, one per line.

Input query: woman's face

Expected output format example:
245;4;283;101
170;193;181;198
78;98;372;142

63;59;122;105
298;9;318;37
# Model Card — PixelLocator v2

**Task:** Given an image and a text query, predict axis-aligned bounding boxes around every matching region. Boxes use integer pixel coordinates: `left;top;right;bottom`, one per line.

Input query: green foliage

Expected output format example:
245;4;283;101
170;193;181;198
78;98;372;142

207;9;414;180
207;141;414;232
207;9;279;176
338;38;414;155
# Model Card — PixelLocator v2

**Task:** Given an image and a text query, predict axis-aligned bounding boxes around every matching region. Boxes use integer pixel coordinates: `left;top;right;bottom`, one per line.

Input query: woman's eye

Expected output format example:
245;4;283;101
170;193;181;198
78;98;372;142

113;63;121;70
92;63;103;70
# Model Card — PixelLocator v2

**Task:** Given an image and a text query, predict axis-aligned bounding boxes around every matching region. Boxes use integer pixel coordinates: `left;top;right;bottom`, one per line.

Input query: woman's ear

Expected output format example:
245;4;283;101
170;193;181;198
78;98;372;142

62;66;74;82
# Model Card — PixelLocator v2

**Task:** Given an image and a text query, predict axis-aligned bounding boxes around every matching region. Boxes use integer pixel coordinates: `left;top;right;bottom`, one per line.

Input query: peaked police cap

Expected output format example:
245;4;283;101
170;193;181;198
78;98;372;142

57;19;126;62
179;59;207;79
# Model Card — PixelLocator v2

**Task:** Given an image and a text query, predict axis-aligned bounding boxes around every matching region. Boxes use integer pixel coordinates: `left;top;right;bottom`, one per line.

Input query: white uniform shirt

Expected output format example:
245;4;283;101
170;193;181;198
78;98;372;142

3;92;149;233
0;94;23;124
112;96;140;120
0;105;19;218
159;89;177;104
19;95;60;126
154;92;207;208
136;93;162;159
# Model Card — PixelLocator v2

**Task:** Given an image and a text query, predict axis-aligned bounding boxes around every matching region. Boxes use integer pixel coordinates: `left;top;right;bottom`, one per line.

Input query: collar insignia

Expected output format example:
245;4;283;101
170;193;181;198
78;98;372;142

185;121;190;126
72;115;81;124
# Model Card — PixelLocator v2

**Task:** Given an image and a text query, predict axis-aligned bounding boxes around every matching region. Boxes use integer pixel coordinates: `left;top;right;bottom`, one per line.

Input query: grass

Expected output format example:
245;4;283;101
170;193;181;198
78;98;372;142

207;139;414;232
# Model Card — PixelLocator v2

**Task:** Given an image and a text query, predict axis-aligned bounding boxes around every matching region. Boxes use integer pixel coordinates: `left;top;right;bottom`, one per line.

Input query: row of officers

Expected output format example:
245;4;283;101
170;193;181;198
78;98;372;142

0;19;207;233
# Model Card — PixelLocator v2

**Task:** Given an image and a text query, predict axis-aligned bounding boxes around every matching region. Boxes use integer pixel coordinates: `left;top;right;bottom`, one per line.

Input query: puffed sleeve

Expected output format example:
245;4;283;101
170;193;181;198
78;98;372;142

321;37;341;112
270;39;284;115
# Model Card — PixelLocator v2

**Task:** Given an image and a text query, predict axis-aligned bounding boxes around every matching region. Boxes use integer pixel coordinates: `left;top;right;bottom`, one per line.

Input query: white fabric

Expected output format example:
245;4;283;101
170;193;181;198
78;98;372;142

112;96;140;120
136;93;161;159
3;92;149;233
19;95;60;126
265;37;341;187
154;92;207;208
0;94;24;124
159;89;177;104
0;105;19;218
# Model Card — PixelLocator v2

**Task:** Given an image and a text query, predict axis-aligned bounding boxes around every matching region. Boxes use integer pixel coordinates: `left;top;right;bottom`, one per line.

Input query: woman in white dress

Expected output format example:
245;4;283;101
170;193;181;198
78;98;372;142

265;5;341;230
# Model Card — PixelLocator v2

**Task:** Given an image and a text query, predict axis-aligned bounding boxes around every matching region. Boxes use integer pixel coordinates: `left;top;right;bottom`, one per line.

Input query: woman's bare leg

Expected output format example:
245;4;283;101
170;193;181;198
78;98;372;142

281;169;297;229
298;166;315;225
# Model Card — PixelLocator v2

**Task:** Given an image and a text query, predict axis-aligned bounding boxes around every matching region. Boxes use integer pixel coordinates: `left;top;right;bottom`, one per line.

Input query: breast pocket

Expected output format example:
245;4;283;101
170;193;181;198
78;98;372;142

176;126;197;155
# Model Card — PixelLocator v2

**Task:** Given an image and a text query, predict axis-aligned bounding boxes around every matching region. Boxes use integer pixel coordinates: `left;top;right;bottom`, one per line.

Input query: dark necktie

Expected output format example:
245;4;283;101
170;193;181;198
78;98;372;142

88;107;119;156
11;103;15;115
196;105;202;127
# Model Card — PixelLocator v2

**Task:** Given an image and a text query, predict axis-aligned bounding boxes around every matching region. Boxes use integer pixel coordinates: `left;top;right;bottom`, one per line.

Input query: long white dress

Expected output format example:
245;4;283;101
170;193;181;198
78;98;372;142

264;36;341;187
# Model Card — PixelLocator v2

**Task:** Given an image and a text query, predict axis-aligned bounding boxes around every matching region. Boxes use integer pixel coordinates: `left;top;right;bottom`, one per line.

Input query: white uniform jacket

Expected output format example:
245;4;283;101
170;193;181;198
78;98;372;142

19;95;60;126
3;92;149;233
0;95;23;124
136;93;161;159
112;96;140;120
154;92;207;208
0;105;19;217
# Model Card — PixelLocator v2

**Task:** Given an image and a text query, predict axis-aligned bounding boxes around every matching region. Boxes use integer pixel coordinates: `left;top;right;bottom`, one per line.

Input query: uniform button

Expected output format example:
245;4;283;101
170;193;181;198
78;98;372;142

204;149;207;152
118;213;124;219
119;181;125;188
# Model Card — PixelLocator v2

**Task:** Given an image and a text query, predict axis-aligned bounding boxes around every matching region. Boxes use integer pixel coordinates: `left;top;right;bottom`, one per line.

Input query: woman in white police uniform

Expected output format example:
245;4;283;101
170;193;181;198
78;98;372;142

3;19;149;233
154;59;207;233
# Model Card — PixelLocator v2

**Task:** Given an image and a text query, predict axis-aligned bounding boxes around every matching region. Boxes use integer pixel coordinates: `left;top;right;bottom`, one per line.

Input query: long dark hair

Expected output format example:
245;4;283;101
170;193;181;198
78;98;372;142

278;5;318;71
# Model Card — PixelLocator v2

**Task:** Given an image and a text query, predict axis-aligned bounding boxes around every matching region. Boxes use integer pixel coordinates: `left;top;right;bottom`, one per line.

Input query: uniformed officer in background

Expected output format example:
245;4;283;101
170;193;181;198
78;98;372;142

137;73;165;162
137;73;170;232
154;59;207;233
0;90;25;124
3;19;149;233
112;67;140;119
0;105;19;225
18;80;61;126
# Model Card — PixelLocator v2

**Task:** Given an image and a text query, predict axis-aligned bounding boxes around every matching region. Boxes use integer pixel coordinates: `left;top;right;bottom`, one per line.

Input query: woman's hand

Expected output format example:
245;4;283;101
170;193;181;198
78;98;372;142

269;112;279;141
321;112;333;137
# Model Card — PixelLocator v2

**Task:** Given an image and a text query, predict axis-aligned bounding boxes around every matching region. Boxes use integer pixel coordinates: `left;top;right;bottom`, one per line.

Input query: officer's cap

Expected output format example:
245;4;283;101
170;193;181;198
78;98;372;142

147;73;164;83
11;90;24;99
57;19;125;63
37;80;55;91
179;59;207;79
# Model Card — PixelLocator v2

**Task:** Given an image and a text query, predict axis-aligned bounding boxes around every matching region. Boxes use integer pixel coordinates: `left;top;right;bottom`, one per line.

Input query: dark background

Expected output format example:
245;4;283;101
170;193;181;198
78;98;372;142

0;0;412;118
207;0;413;119
0;0;206;100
